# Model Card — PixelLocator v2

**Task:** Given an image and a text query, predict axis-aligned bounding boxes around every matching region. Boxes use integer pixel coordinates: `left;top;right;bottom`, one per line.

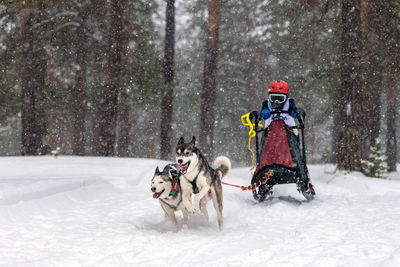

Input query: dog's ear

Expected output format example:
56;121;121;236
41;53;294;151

162;165;169;174
178;137;184;145
155;166;160;175
190;136;196;146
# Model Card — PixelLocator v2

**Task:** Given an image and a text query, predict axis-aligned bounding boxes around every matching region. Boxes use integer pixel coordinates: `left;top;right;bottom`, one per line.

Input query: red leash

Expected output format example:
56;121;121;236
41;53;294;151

222;172;272;191
221;181;247;191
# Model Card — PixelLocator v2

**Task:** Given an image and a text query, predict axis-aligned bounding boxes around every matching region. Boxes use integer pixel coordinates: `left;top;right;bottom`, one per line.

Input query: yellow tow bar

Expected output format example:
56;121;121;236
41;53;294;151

241;112;263;175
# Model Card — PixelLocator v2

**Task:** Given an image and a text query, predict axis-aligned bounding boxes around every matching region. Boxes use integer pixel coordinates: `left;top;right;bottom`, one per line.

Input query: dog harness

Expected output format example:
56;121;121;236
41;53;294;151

160;194;182;210
185;173;200;194
159;164;183;210
183;162;218;194
168;164;181;197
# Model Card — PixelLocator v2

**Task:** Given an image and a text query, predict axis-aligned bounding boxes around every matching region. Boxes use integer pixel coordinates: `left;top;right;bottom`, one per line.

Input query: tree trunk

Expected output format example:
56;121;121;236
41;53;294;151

336;0;363;171
116;0;130;157
368;0;399;172
359;0;382;159
160;0;175;160
360;0;369;158
20;7;49;155
331;108;341;163
386;73;397;172
97;0;124;156
20;8;36;155
72;3;90;155
199;0;221;158
90;0;106;156
117;88;131;157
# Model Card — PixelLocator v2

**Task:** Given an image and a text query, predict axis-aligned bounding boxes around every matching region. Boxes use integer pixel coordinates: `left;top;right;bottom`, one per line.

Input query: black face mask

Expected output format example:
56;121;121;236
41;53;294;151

269;93;287;110
271;100;284;110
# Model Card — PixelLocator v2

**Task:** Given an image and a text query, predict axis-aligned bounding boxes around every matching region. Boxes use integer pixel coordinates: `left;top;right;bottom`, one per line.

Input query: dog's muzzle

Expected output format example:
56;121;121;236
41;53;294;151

152;189;165;199
176;161;190;174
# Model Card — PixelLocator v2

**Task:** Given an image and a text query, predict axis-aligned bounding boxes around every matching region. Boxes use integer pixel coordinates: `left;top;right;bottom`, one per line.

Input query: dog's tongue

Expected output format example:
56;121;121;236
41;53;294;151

177;162;188;171
153;189;165;199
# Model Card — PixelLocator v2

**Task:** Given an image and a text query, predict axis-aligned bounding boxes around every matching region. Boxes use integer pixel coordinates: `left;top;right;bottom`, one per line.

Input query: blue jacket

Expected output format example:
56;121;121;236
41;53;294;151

260;98;299;120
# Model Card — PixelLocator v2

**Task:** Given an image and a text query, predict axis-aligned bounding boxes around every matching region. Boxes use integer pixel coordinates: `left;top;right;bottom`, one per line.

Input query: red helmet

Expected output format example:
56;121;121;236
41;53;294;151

268;80;289;95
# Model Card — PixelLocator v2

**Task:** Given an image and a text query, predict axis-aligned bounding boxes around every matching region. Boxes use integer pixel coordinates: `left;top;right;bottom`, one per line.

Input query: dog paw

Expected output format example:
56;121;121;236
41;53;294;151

193;204;200;212
187;206;197;214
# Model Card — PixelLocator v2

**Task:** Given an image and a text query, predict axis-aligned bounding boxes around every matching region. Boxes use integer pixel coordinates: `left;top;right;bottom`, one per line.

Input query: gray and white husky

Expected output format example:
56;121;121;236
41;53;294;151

175;136;231;230
151;164;188;228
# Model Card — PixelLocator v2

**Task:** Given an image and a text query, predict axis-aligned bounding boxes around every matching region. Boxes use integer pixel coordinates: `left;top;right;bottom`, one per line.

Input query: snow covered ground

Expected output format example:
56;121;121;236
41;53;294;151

0;156;400;267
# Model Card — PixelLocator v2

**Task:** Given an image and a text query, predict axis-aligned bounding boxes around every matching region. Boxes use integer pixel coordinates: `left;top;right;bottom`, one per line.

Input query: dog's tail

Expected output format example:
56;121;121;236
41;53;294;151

214;156;231;179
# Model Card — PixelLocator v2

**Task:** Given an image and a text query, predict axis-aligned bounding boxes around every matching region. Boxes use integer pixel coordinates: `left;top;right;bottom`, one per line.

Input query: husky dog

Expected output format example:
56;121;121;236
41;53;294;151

175;136;231;230
151;164;188;228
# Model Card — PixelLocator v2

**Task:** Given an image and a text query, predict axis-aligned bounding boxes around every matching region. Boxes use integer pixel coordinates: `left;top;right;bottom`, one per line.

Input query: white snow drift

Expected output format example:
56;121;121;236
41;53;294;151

0;156;399;266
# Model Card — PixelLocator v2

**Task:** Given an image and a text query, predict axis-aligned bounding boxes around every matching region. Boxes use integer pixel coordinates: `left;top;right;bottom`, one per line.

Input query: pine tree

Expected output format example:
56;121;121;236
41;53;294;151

362;137;388;178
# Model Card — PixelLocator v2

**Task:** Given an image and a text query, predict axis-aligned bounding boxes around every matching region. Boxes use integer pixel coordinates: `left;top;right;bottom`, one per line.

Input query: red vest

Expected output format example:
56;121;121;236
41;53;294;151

256;120;294;172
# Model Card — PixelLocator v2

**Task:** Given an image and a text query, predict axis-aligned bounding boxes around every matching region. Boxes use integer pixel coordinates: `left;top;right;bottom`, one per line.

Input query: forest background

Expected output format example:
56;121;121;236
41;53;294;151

0;0;398;175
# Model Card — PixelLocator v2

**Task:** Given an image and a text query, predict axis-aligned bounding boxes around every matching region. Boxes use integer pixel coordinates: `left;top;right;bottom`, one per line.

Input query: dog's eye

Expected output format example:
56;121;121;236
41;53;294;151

159;181;163;184
185;152;190;155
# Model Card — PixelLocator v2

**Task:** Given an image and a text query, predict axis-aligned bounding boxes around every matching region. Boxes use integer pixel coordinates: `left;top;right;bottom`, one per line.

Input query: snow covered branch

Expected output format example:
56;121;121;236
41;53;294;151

0;7;17;19
30;11;78;31
53;21;80;32
0;125;11;133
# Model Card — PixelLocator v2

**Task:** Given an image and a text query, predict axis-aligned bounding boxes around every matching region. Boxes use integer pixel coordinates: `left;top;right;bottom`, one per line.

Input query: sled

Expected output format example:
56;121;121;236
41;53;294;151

244;110;315;202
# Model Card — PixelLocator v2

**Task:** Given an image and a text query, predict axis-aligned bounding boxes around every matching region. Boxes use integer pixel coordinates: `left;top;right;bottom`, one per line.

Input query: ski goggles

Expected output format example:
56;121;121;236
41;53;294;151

268;93;287;104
